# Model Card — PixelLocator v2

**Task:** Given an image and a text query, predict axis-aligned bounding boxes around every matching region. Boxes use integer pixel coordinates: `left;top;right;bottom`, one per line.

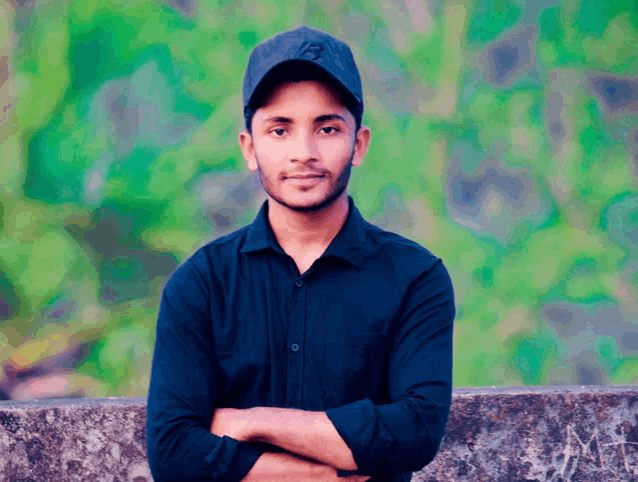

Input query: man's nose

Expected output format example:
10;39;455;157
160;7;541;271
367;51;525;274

288;131;317;162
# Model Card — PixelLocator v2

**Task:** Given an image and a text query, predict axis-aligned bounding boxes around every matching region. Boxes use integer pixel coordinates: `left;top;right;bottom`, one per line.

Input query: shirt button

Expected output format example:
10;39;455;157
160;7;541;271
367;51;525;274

295;280;303;288
291;343;300;352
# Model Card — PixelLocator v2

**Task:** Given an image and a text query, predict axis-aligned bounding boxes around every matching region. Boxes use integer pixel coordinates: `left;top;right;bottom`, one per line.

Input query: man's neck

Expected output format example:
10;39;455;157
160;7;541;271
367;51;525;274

267;193;350;253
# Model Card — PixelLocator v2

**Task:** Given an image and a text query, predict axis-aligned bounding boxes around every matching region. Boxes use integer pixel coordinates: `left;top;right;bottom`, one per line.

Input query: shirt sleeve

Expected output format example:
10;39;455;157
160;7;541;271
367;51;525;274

326;258;455;475
146;254;266;482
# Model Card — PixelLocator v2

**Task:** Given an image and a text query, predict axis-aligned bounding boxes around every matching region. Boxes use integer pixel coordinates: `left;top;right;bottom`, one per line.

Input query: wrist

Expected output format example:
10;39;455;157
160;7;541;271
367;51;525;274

245;407;268;443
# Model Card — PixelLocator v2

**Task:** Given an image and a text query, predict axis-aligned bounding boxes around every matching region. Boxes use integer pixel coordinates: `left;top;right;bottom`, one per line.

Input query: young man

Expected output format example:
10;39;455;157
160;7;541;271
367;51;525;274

146;26;456;482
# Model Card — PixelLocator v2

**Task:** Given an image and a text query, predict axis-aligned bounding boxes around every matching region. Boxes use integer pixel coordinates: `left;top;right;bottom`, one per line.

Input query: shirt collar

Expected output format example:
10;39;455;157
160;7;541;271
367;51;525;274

241;195;368;269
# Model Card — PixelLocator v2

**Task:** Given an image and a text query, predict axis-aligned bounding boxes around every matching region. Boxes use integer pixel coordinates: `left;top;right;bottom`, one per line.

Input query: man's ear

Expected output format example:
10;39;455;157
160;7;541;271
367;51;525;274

239;130;258;171
351;126;371;167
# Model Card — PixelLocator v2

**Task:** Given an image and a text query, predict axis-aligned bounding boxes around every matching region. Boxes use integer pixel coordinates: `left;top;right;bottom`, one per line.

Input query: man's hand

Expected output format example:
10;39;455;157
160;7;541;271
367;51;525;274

210;407;255;441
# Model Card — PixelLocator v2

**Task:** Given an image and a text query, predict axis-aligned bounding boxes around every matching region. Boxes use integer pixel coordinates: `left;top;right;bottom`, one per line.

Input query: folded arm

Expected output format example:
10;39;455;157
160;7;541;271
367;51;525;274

211;406;358;471
210;408;370;481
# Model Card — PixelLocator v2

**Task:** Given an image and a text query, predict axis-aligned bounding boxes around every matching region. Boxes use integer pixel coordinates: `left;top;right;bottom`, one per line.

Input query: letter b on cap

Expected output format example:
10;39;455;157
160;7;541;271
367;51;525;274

299;43;323;60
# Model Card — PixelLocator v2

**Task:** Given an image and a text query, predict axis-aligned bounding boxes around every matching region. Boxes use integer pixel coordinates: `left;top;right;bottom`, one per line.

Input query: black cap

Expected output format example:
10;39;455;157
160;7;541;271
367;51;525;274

242;25;363;112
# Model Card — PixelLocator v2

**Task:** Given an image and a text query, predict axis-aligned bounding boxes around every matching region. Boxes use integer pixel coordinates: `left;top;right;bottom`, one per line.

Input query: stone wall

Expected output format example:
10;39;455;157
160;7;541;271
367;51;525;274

1;385;637;481
420;385;638;482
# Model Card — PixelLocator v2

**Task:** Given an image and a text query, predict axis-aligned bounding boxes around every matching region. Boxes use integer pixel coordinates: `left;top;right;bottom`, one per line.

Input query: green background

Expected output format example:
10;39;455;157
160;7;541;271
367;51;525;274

1;0;638;399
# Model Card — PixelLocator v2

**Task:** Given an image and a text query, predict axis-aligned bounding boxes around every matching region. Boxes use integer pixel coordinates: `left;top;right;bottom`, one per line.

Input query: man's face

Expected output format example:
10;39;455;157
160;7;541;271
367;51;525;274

239;80;370;213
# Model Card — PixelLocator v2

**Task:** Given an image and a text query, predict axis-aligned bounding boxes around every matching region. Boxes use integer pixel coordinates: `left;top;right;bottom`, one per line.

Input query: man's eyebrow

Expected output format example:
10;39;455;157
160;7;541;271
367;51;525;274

263;116;293;124
314;114;347;123
262;114;348;124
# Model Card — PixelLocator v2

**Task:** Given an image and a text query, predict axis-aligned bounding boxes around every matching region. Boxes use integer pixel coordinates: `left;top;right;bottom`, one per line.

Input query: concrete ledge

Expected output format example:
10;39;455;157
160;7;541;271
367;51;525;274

1;385;637;481
0;396;149;481
419;385;638;481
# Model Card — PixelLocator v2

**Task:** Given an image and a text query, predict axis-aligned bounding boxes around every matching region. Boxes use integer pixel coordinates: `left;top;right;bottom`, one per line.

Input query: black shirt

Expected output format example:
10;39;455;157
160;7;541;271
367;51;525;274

146;195;455;482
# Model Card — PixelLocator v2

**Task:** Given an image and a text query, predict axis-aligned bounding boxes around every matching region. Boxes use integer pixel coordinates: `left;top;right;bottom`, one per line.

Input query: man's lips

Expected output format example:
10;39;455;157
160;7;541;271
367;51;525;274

285;174;324;179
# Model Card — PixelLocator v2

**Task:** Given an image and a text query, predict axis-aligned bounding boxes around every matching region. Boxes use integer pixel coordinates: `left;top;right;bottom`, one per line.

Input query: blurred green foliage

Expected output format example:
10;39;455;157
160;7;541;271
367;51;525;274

1;0;638;399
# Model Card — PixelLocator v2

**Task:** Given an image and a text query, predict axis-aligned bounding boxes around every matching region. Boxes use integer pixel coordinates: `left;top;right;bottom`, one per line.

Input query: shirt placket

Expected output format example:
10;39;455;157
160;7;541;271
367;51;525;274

285;274;307;408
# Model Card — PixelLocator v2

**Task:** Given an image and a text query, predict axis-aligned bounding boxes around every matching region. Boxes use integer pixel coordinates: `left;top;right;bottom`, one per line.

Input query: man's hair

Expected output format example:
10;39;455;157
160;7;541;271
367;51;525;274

243;60;363;135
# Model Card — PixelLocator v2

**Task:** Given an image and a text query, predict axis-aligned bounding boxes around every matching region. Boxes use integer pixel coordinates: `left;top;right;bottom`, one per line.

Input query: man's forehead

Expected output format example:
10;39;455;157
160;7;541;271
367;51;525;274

261;113;349;125
259;80;348;111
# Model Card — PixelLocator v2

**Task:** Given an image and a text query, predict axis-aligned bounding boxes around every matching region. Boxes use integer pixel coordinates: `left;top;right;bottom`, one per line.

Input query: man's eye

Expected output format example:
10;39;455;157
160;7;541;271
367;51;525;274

273;128;286;136
321;127;339;134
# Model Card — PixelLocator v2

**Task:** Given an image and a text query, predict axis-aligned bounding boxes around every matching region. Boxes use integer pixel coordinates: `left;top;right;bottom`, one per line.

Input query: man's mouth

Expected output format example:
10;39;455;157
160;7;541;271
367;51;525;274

285;175;325;184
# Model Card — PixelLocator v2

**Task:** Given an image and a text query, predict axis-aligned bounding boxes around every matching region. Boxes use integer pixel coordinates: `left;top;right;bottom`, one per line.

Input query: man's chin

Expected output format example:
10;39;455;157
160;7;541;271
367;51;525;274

279;199;333;213
270;192;342;213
